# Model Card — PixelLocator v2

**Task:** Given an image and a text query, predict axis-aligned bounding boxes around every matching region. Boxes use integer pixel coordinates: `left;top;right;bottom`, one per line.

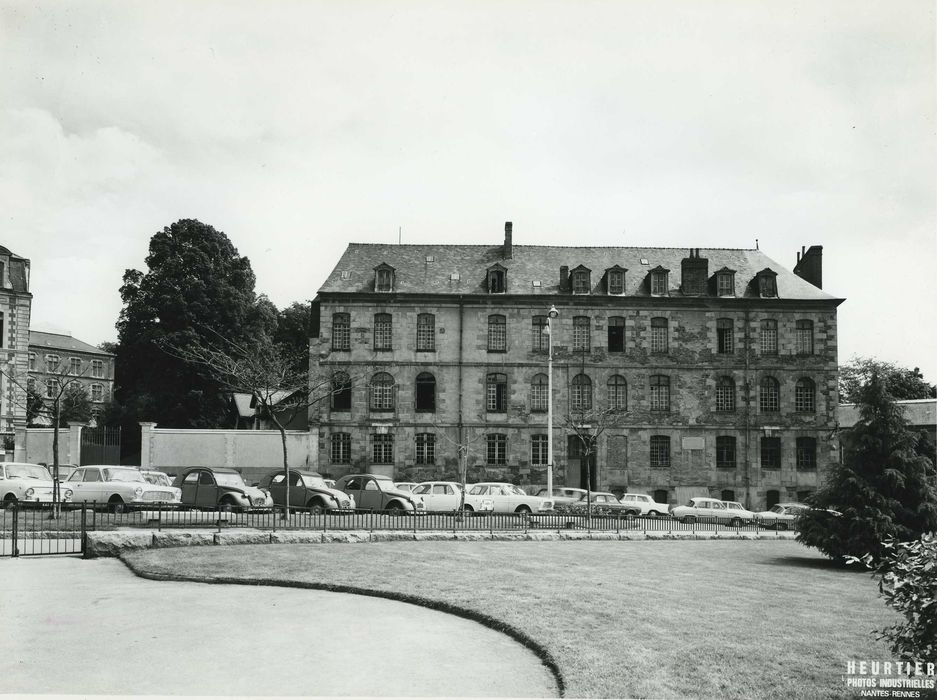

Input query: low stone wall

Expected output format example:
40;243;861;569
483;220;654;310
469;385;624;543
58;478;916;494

85;528;797;557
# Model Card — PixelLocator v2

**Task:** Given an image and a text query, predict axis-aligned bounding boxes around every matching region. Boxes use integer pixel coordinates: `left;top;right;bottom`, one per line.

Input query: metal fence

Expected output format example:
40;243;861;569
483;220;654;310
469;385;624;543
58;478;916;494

1;502;799;556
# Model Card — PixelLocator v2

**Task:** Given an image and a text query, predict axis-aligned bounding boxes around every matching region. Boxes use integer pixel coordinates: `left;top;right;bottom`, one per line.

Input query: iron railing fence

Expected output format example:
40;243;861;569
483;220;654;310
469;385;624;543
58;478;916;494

0;503;86;557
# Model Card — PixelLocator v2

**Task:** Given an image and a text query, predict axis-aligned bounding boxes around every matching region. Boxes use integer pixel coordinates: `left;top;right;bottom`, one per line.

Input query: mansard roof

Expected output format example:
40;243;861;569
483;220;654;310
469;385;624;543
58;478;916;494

29;331;113;356
318;243;840;301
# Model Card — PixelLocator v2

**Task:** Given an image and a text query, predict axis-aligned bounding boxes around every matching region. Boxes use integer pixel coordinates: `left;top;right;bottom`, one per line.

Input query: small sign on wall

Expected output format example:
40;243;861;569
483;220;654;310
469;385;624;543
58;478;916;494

682;437;705;450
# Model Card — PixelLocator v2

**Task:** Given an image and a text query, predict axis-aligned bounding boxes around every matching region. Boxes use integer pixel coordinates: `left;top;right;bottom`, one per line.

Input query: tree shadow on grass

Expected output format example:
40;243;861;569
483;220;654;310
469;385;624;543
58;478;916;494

761;554;860;571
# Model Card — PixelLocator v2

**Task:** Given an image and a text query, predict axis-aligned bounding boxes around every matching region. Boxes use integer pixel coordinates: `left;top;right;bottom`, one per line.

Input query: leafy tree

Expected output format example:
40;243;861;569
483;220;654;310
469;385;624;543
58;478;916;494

114;220;266;452
273;301;312;368
57;383;92;427
26;385;45;426
798;372;937;562
840;356;936;403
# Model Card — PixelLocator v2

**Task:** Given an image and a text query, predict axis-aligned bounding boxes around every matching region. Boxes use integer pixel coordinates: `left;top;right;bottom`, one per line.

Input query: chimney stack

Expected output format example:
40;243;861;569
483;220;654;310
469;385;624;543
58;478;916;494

504;221;513;259
560;265;569;292
793;245;823;289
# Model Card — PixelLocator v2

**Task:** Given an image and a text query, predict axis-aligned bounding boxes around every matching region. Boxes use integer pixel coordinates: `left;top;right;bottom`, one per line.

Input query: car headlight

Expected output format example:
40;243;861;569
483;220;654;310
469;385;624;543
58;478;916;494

64;489;73;499
25;487;35;497
134;486;144;497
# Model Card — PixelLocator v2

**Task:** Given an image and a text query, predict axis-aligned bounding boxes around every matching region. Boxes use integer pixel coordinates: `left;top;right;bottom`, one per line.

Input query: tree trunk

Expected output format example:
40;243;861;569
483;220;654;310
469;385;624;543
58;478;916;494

271;410;290;521
51;399;61;518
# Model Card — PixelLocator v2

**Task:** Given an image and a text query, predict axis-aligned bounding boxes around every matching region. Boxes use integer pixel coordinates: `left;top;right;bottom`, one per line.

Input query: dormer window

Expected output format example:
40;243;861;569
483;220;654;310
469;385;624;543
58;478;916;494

716;268;736;297
571;266;591;295
755;269;778;298
649;267;669;296
606;266;626;295
487;264;506;294
374;264;395;293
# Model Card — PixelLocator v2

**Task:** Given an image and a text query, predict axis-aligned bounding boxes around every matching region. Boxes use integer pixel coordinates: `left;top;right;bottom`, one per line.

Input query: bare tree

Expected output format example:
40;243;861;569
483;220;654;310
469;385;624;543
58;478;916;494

434;425;487;514
563;403;625;520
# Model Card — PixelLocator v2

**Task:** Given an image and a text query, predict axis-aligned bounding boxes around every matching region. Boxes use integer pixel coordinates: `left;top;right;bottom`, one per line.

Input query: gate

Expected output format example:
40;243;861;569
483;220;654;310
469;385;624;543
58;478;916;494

80;426;121;465
1;503;86;557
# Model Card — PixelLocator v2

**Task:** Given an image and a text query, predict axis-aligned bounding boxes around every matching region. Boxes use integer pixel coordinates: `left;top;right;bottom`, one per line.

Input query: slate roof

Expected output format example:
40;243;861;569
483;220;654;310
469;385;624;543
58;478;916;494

29;331;113;356
838;399;937;429
318;243;841;301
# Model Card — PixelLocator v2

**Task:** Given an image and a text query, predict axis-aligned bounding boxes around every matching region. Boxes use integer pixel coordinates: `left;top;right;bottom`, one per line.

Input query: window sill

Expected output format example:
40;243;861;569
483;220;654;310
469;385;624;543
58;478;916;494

487;349;507;354
416;349;436;353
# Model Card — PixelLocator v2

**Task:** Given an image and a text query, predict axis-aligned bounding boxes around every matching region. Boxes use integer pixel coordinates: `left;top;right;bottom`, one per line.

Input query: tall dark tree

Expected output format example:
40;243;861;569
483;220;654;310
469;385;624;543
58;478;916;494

114;220;265;453
798;372;937;562
840;356;936;403
273;301;312;370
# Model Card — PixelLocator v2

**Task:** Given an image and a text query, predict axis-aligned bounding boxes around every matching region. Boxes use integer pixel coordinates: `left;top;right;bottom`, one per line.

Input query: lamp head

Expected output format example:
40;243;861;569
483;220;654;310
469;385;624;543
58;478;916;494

548;305;559;319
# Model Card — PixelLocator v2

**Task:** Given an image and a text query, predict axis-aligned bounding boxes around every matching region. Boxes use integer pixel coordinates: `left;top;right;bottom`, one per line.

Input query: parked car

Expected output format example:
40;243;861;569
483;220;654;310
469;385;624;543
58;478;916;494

410;481;494;512
671;497;751;526
534;487;587;507
618;493;671;517
394;482;418;493
139;470;183;502
44;463;78;483
466;482;554;514
754;502;809;530
722;501;757;524
0;462;70;508
65;465;181;512
564;491;630;513
335;474;425;513
172;467;272;511
258;468;355;513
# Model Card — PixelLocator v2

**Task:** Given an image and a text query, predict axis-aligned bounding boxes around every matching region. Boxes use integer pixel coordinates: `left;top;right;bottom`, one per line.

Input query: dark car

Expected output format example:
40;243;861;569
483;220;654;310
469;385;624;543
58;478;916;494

258;469;355;513
172;467;272;511
335;474;425;513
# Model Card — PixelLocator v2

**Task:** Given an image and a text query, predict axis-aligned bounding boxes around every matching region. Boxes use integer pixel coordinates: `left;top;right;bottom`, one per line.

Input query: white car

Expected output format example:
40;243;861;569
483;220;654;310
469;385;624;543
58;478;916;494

140;470;183;503
755;502;809;530
0;462;71;507
66;465;182;512
466;482;554;514
617;493;671;517
722;501;756;524
411;481;494;512
534;487;588;507
671;497;751;526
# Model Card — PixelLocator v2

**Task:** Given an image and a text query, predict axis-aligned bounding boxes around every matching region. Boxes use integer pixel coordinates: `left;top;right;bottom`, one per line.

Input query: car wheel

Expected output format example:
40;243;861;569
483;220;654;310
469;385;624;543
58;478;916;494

461;504;474;513
307;500;326;515
108;497;127;514
219;496;238;513
625;508;639;517
647;510;660;518
2;494;17;510
729;517;742;528
387;501;405;514
683;515;697;524
777;522;789;531
515;505;532;514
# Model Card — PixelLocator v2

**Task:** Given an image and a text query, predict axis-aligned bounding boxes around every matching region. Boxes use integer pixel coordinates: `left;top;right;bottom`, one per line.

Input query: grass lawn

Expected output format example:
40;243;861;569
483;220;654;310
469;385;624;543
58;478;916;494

123;540;894;699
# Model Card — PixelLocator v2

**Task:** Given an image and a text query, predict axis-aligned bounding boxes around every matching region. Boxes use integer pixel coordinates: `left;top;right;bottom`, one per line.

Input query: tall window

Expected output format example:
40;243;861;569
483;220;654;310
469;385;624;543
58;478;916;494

571;374;592;411
45;354;60;370
717;318;734;354
488;268;505;293
759;274;777;297
373;313;392;350
651;271;668;296
46;379;60;399
796;437;817;471
375;268;394;292
716;436;737;469
531;315;548;352
573;316;590;351
761;437;781;470
91;359;104;378
795;378;816;413
91;383;104;402
372;434;394;463
650;375;670;412
488;314;506;352
530;373;549;412
760;377;779;413
69;357;82;374
760;319;778;355
715;376;736;412
28;352;36;371
415;373;436;412
650;435;671;468
650;317;668;354
332;313;351;351
486;434;507;465
487;373;507;413
331;371;352;411
608;269;624;295
369;372;395;411
796;320;814;355
572;270;590;294
608;375;627;410
331;433;351;463
416;313;435;351
607;316;625;352
531;434;549;466
415;433;436;465
717;272;735;296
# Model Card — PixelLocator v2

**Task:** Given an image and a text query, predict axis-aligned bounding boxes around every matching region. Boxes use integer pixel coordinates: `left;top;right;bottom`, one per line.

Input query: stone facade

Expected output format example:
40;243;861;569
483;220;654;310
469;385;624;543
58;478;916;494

310;227;843;509
0;246;32;454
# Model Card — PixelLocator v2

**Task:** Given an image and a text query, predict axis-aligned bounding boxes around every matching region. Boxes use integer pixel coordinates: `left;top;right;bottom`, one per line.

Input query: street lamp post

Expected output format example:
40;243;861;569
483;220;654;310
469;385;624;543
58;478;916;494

546;305;559;497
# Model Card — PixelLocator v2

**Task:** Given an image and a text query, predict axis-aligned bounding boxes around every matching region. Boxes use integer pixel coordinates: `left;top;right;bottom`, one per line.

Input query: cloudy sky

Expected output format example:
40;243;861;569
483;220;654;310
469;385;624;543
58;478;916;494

1;1;934;380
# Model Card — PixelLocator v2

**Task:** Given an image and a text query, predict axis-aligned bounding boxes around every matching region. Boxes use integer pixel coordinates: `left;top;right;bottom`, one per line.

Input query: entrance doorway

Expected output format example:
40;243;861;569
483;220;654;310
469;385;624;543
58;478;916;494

567;436;596;491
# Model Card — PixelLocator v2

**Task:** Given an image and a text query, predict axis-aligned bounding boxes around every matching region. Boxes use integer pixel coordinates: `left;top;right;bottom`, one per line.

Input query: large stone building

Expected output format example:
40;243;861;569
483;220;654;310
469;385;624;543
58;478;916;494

0;246;32;454
310;223;843;509
28;331;115;421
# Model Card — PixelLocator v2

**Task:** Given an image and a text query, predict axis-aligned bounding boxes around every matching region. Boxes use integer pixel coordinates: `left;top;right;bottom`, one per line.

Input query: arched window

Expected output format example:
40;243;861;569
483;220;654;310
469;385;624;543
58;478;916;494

571;374;592;411
331;371;352;411
759;376;779;413
715;376;736;412
795;377;816;413
415;372;436;412
530;373;549;412
608;375;627;410
369;372;395;411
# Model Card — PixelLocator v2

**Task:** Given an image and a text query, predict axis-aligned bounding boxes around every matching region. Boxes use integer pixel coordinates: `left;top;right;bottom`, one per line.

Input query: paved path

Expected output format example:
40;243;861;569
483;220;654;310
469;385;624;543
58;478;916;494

0;557;556;697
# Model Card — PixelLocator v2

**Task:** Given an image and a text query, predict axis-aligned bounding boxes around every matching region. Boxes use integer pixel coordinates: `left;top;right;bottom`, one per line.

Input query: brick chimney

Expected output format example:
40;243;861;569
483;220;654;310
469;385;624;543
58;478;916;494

504;221;513;259
793;245;823;289
560;265;569;292
680;248;708;295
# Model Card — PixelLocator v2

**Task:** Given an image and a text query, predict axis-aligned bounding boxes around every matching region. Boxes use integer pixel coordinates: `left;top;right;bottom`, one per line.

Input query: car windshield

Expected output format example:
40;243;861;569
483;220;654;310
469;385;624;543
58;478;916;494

507;485;526;496
143;473;172;487
215;472;247;487
103;468;145;483
302;475;328;488
769;505;785;513
4;465;50;480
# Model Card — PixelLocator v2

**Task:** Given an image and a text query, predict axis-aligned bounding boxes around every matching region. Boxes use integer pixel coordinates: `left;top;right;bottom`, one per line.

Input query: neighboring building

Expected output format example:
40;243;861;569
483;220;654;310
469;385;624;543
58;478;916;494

837;398;936;463
231;389;309;430
0;246;32;454
309;223;844;509
28;331;115;422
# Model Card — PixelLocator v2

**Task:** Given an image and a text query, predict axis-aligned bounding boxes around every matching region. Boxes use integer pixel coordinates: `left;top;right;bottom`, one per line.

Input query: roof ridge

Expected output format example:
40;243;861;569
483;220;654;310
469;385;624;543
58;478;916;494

346;242;760;252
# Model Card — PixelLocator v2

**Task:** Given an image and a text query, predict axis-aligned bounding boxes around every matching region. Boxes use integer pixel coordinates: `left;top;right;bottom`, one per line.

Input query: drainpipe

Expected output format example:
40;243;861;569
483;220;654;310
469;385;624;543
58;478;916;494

457;295;465;482
743;306;752;508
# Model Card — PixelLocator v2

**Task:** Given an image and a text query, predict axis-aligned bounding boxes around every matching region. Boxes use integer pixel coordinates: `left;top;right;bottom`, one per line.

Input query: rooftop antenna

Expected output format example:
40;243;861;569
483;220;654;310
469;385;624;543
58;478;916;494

398;226;402;245
755;238;759;250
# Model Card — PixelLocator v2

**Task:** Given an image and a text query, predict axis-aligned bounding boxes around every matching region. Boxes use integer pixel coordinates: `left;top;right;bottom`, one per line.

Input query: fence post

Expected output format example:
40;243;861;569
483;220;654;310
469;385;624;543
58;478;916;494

80;504;87;557
11;502;19;557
